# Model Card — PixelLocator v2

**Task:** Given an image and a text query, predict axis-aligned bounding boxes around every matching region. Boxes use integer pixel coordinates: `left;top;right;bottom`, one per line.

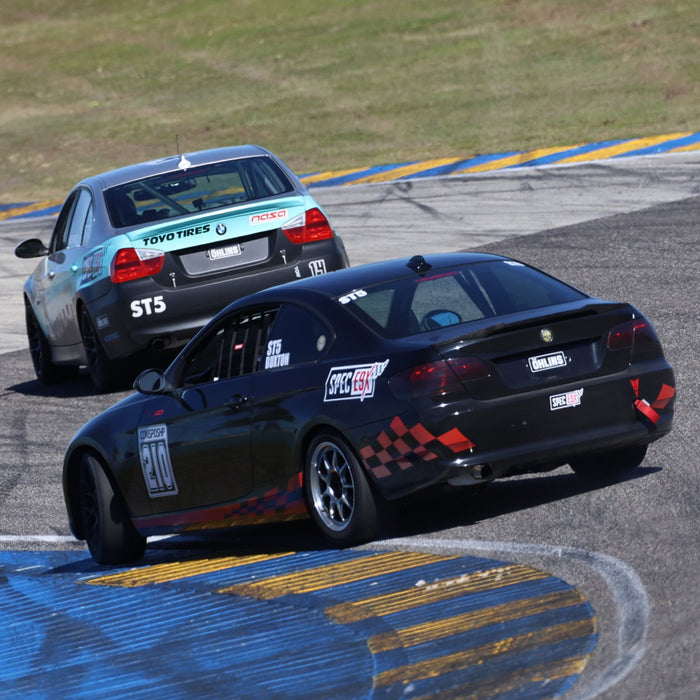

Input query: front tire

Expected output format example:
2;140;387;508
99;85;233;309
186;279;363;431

79;453;146;564
25;303;77;383
304;433;379;545
569;444;648;478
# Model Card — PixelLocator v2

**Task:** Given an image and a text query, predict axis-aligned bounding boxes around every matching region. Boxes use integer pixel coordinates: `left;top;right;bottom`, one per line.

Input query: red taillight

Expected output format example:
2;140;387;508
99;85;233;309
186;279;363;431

607;318;662;356
282;207;334;244
389;357;489;399
446;357;491;382
110;248;165;283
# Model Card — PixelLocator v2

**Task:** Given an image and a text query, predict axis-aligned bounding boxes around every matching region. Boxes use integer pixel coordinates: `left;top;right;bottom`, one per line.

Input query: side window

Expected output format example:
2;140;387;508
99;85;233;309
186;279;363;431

66;189;93;248
263;304;331;370
180;307;278;387
49;192;79;254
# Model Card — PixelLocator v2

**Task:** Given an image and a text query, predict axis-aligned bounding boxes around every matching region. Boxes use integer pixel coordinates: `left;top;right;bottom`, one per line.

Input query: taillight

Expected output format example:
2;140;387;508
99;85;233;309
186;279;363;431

389;357;489;399
110;248;165;283
607;317;662;358
282;208;334;244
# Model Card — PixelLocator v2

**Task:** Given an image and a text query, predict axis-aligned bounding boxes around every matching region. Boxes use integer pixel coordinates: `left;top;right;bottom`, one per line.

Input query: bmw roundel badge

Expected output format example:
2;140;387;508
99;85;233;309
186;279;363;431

216;223;227;236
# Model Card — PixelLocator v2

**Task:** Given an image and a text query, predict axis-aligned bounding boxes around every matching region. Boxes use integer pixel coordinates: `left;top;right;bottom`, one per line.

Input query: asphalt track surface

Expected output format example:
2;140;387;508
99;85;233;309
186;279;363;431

1;154;698;698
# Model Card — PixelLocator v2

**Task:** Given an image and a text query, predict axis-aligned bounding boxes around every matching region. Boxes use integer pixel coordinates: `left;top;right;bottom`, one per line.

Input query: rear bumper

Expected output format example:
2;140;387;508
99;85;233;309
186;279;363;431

355;361;675;499
86;243;348;359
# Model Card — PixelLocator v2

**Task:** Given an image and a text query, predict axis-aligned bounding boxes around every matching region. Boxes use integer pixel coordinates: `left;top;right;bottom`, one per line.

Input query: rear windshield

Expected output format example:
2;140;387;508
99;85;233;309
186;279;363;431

105;156;295;228
343;260;587;338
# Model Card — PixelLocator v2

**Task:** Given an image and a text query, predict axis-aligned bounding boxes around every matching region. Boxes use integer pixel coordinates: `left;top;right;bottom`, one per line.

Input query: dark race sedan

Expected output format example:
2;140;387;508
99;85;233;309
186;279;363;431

62;253;675;563
15;145;348;391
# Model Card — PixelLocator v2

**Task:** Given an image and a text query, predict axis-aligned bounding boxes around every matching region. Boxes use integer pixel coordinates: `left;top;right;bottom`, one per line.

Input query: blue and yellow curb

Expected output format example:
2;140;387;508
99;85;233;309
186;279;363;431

1;547;596;698
3;130;698;222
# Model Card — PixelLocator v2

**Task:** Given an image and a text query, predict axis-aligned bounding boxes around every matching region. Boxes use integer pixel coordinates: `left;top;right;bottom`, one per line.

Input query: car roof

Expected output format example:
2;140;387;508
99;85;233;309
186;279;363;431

79;145;277;191
231;252;511;308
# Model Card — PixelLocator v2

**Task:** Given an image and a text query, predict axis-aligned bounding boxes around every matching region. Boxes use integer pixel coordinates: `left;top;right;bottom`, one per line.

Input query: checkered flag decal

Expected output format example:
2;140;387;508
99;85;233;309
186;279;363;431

360;416;475;479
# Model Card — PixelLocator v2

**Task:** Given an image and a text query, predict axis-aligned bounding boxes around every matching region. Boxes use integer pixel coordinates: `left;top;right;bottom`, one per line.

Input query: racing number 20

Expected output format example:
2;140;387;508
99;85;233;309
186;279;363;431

138;424;179;498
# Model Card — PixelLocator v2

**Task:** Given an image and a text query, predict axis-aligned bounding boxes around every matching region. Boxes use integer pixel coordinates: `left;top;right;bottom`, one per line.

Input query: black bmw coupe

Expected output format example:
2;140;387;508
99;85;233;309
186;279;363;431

63;253;675;563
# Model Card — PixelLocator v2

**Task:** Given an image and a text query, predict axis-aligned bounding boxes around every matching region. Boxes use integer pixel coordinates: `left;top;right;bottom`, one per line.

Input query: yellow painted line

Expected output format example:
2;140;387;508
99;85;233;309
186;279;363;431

368;588;590;653
412;655;590;700
670;141;700;153
455;145;581;174
300;166;368;186
555;131;693;165
326;563;548;624
374;617;595;687
350;156;465;185
0;199;62;221
218;551;456;600
85;551;294;587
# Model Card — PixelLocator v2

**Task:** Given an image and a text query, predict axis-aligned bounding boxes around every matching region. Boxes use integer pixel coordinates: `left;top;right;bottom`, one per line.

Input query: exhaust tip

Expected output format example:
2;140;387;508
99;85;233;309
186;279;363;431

471;464;493;480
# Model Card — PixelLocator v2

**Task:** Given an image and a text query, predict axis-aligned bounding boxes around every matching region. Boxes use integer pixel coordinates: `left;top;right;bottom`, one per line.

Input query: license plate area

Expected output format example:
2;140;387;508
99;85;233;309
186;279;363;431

177;235;269;276
207;243;242;260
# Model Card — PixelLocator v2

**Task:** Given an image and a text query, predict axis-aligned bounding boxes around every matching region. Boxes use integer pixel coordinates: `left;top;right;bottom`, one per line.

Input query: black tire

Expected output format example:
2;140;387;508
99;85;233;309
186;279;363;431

304;433;379;545
79;305;118;392
25;303;77;383
79;453;146;564
569;444;648;478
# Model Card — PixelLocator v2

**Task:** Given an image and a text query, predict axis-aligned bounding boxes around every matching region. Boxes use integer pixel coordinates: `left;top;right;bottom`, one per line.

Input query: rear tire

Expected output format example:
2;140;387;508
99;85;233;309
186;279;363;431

79;453;146;564
304;433;379;545
569;444;648;478
79;306;118;392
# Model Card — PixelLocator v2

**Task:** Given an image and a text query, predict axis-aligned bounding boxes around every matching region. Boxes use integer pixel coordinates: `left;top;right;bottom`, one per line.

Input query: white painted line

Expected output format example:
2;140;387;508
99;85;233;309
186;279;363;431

378;536;648;700
0;535;76;543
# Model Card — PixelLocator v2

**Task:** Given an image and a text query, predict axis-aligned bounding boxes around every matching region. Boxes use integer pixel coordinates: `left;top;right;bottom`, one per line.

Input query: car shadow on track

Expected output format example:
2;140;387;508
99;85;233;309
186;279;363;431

47;466;660;575
389;466;661;538
8;374;120;399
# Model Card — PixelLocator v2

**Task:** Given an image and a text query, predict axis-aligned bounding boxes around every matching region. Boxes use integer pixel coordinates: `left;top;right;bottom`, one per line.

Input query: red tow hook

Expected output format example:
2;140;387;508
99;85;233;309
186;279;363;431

634;398;660;424
630;379;675;426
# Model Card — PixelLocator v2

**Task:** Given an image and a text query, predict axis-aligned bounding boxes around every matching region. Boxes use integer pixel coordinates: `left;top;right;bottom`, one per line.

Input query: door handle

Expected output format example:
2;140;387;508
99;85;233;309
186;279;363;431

224;394;248;410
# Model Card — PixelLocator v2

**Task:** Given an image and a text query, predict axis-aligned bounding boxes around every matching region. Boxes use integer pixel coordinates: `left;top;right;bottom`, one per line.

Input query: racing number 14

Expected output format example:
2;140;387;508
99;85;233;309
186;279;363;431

138;424;179;498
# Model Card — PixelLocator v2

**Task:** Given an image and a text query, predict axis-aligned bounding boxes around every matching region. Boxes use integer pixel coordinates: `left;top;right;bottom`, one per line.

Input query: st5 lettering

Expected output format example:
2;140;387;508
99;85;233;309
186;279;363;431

131;295;167;318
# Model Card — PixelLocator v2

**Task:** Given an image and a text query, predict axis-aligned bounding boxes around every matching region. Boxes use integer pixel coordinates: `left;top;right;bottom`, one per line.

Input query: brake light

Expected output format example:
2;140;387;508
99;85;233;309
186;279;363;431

110;248;165;283
389;357;489;399
282;208;334;244
607;318;662;357
446;357;491;382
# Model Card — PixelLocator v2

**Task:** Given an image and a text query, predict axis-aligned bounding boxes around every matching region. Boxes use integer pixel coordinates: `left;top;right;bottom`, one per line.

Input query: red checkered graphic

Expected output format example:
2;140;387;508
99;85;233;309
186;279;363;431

360;416;475;479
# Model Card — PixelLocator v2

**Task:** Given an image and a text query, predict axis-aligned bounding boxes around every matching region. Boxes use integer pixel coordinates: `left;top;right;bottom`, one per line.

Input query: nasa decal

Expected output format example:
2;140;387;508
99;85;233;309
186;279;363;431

250;209;287;226
324;360;389;402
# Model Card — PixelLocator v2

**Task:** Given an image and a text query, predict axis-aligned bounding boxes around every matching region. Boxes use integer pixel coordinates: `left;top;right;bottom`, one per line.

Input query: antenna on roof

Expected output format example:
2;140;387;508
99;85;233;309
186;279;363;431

175;134;191;170
407;255;432;274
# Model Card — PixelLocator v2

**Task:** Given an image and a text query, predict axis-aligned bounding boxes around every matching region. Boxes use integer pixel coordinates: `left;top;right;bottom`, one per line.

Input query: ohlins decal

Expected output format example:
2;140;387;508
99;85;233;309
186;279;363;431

324;360;389;402
142;224;211;246
528;351;567;372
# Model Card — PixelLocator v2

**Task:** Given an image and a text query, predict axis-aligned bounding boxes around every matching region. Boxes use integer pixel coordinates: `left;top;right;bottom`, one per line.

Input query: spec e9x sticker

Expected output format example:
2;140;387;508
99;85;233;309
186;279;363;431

549;388;583;410
138;424;178;498
324;360;389;402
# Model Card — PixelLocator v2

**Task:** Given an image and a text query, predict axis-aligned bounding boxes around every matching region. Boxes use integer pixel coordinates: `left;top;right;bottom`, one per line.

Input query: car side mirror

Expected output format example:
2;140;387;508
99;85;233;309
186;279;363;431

15;238;49;259
134;368;168;394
